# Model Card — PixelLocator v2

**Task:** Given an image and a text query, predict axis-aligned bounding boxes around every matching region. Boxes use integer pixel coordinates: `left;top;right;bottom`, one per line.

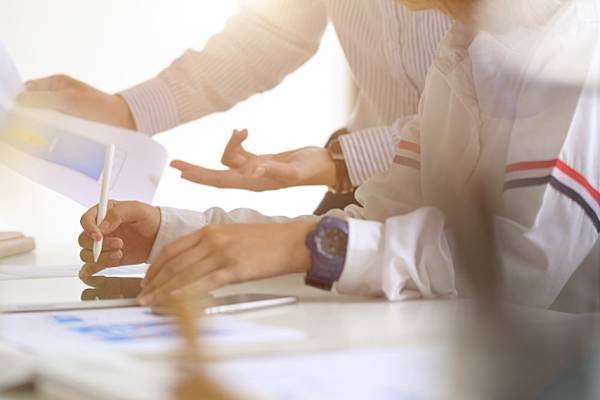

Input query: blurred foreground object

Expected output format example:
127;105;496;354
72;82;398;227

171;297;237;400
0;232;35;259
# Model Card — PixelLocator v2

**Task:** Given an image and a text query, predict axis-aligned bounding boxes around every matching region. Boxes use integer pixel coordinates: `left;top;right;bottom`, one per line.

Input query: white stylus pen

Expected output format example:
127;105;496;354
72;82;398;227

93;144;116;264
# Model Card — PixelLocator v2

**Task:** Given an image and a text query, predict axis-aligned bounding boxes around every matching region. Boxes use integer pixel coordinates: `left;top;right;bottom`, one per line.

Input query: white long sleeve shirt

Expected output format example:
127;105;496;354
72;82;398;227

120;0;452;186
148;0;600;313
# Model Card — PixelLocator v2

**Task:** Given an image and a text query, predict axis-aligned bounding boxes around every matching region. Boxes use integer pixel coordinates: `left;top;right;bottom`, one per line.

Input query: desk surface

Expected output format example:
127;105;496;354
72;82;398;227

1;236;598;399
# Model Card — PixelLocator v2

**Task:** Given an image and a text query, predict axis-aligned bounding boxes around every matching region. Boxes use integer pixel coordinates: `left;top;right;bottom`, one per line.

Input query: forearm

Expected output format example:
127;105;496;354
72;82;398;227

147;206;318;262
120;0;327;134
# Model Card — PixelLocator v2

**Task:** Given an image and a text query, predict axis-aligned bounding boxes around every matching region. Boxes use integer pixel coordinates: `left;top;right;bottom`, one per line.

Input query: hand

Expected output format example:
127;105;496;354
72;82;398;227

138;220;317;306
78;200;161;277
170;129;336;191
17;74;136;130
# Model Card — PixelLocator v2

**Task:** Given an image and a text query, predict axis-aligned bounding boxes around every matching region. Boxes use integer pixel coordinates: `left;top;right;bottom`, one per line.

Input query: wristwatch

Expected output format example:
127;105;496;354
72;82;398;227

305;216;349;290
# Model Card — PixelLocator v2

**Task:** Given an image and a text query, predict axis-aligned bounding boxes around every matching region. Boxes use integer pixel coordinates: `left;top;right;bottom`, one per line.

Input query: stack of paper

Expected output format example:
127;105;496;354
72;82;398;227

0;231;35;259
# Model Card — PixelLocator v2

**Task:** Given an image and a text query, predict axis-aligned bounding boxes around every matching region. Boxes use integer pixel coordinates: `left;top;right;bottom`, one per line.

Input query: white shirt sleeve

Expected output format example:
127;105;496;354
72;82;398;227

120;0;327;134
147;206;318;263
334;116;458;300
496;83;600;309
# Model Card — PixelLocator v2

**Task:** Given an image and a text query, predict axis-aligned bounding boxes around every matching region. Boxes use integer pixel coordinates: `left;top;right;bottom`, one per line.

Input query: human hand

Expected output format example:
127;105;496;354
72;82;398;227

170;129;336;191
78;200;161;277
138;220;317;306
17;74;136;130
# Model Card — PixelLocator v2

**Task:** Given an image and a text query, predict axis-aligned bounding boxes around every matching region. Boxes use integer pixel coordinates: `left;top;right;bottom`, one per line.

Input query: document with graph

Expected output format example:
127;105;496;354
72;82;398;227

0;42;167;207
0;307;304;355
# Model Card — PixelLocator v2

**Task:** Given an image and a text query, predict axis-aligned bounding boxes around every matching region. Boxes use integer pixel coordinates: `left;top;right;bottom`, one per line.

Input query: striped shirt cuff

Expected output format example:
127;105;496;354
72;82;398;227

338;127;395;186
119;78;180;135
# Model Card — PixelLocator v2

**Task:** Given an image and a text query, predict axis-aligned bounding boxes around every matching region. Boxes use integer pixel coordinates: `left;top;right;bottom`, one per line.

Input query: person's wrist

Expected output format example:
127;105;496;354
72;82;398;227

323;151;337;188
111;94;136;130
291;220;318;273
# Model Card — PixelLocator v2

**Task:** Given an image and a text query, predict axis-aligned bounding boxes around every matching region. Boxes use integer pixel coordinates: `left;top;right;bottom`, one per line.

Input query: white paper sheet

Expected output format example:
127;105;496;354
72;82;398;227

31;345;453;400
212;345;453;400
0;264;148;280
0;43;167;207
0;306;304;355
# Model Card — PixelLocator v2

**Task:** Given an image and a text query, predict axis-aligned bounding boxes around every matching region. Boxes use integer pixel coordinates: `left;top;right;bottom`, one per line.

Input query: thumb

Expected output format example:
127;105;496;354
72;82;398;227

221;129;252;168
23;74;82;92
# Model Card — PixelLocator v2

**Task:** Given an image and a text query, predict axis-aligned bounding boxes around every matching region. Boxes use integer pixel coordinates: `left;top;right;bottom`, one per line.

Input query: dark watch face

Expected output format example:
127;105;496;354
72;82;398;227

318;228;348;258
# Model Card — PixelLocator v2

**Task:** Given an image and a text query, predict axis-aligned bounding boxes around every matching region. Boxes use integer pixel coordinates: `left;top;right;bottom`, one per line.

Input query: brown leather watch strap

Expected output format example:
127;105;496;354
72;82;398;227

326;129;356;194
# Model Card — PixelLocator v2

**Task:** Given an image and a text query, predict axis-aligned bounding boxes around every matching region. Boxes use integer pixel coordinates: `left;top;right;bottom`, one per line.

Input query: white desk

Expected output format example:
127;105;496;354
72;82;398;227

1;234;598;399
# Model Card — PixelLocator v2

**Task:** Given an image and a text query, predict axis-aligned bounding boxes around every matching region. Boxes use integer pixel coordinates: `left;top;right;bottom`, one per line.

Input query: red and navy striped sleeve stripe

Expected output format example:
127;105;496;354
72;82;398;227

504;159;600;232
393;140;421;170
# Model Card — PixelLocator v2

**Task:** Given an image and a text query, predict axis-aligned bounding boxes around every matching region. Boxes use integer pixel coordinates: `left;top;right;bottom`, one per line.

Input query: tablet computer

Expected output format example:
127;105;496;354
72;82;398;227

0;275;297;314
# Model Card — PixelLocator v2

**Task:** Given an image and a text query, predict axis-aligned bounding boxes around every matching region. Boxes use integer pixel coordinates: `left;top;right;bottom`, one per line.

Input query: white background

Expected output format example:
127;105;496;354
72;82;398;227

0;0;351;245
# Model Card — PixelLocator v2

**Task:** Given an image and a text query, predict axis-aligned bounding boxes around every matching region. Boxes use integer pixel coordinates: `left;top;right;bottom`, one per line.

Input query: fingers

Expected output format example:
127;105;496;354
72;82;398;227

16;90;70;112
170;269;235;299
80;204;102;241
80;200;148;240
143;230;204;285
140;241;213;297
78;233;123;252
79;248;123;267
139;256;228;306
171;162;252;189
221;129;251;168
17;75;84;111
170;159;196;173
79;262;120;279
23;74;82;92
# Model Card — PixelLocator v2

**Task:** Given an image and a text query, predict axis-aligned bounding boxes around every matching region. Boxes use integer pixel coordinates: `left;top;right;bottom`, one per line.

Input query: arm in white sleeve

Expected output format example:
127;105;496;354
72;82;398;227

120;0;327;134
334;117;459;300
495;88;600;309
148;206;318;262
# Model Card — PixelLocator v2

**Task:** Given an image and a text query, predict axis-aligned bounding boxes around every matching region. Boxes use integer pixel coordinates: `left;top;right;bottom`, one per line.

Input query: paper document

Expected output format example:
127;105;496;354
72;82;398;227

32;345;452;400
0;264;148;280
0;43;167;206
0;306;303;355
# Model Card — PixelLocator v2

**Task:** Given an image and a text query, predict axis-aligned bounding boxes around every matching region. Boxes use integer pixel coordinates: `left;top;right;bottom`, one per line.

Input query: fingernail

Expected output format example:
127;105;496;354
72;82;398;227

92;232;102;241
98;221;110;232
79;269;90;278
109;251;122;260
254;166;265;176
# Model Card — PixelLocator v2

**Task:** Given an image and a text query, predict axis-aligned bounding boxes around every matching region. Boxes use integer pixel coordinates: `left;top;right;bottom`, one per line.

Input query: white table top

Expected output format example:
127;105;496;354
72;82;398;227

1;235;598;399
